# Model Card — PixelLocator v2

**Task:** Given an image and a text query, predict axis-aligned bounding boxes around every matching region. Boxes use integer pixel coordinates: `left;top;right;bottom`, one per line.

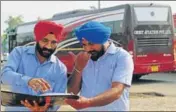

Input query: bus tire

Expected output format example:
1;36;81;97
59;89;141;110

132;75;142;81
67;74;71;78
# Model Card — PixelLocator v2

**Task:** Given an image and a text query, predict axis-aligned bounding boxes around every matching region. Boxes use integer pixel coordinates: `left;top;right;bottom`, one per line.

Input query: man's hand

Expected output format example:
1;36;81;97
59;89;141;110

74;52;90;72
28;78;51;93
67;52;89;94
65;96;91;110
21;99;50;112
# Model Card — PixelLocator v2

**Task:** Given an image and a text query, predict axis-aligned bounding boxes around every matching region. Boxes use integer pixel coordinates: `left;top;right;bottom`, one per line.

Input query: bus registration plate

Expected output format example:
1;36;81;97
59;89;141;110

151;65;159;72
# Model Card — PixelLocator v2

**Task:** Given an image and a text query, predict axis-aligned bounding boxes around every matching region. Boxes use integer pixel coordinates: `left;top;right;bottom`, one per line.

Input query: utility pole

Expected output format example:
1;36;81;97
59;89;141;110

98;0;100;9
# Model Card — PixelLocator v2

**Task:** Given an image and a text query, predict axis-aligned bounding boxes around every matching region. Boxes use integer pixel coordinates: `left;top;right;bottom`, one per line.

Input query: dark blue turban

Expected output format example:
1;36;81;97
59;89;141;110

75;21;111;44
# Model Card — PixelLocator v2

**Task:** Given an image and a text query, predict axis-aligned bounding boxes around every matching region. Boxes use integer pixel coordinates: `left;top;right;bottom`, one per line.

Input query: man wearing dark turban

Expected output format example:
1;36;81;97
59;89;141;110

67;21;134;111
1;20;67;111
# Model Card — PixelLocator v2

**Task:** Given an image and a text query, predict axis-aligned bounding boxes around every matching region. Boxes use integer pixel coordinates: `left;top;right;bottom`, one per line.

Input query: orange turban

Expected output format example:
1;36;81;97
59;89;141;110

34;20;64;42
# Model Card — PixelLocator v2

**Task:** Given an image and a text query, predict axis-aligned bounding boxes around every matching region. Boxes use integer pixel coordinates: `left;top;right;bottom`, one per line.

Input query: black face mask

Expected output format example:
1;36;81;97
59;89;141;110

88;45;105;61
36;43;56;59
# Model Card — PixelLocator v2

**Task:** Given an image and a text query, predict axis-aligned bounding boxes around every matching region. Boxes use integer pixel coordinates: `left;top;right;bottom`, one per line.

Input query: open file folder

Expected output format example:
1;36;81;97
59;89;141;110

1;90;79;107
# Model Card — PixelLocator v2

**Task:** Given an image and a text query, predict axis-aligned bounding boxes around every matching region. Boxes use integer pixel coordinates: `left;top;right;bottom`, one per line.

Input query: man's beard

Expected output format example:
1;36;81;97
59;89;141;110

88;45;105;61
36;43;56;59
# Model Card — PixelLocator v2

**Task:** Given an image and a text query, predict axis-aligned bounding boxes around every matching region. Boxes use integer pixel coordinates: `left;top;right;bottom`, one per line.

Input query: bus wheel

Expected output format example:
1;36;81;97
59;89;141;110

67;74;71;78
132;75;142;81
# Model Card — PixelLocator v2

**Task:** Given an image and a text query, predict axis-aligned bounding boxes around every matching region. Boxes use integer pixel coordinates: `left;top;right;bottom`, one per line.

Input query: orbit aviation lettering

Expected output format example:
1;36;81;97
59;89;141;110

134;30;171;35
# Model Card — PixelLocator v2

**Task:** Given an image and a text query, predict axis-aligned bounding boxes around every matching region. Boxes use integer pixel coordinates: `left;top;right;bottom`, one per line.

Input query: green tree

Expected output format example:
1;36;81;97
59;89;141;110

1;15;24;53
5;15;24;29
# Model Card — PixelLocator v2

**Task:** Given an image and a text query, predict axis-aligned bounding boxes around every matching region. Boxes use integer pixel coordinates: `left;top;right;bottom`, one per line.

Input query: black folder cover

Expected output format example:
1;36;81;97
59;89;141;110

1;90;79;107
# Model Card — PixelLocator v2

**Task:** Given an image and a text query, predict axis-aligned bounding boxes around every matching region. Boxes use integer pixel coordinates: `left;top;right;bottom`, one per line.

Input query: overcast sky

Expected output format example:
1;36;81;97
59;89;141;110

1;1;176;34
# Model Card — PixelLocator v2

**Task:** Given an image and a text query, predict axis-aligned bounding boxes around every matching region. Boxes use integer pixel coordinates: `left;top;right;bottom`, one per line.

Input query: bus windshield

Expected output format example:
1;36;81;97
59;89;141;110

134;7;169;22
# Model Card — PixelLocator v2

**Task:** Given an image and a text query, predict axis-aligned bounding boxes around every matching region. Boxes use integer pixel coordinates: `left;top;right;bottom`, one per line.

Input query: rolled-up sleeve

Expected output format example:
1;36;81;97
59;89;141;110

112;53;134;87
1;47;32;86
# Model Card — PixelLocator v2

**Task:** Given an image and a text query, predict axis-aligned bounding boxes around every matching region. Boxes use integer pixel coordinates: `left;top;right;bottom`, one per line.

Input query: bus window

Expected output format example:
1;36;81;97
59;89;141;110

16;33;34;46
9;35;17;52
101;20;123;34
101;20;126;47
102;22;114;32
134;7;169;22
56;31;83;55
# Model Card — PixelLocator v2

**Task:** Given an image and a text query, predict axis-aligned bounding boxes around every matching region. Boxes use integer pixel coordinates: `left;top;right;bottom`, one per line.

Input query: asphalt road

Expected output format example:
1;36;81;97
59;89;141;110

130;72;176;111
131;72;176;96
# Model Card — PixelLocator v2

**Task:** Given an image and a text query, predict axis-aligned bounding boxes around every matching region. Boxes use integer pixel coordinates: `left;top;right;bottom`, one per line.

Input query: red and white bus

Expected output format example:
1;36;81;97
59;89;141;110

7;3;175;79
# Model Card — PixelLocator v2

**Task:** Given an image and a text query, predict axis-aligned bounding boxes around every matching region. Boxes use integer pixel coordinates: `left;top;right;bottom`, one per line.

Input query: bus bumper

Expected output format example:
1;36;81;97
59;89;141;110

134;62;175;74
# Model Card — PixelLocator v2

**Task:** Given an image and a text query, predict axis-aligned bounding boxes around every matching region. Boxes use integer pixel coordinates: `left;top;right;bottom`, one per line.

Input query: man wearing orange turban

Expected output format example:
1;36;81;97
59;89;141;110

1;20;67;111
